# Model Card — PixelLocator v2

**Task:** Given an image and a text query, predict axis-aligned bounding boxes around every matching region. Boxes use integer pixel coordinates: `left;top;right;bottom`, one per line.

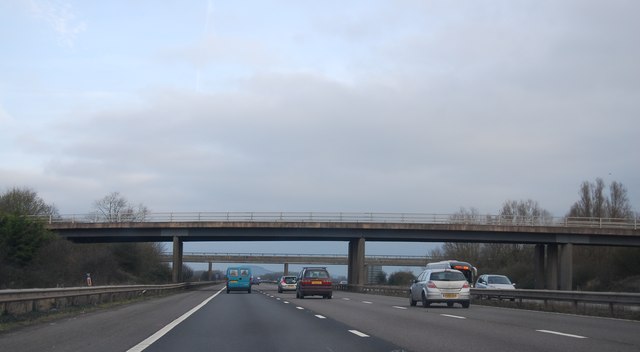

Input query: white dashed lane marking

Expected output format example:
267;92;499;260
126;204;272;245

315;315;326;319
349;330;370;337
440;314;466;319
537;330;588;339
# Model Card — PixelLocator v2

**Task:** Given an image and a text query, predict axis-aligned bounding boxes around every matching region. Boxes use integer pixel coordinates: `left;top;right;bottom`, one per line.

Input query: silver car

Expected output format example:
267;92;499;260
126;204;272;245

277;275;298;293
475;274;516;290
409;269;470;308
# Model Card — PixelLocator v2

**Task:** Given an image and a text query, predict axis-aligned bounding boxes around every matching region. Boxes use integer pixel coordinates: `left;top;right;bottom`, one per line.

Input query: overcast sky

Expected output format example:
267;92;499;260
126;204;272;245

1;1;639;267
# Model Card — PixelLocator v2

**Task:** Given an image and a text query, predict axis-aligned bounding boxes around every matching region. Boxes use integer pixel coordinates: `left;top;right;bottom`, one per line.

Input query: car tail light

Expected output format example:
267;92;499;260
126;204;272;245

427;281;437;288
462;282;470;288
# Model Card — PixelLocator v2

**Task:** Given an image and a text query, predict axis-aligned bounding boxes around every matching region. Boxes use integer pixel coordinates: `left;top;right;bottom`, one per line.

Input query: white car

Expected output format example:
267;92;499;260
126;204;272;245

409;269;470;308
475;274;516;290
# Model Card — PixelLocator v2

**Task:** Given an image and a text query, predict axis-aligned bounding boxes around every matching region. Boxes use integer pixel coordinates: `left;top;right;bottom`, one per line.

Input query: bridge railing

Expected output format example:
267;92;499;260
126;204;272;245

31;212;639;230
173;252;432;260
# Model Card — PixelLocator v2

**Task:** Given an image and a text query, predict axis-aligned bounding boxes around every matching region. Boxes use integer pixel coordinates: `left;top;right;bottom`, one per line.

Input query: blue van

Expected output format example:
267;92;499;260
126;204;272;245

226;267;252;293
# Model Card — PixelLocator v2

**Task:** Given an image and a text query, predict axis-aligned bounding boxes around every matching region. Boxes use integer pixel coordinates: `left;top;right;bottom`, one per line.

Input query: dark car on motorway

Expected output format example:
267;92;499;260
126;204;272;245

296;267;333;299
278;275;298;293
409;268;470;308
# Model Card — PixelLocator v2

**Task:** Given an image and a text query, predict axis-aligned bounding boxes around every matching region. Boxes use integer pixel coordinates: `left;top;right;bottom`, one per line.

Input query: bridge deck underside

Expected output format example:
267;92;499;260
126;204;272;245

52;222;640;247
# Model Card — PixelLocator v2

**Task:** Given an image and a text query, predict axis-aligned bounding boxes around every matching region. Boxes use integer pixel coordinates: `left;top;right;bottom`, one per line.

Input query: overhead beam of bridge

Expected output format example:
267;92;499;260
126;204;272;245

46;214;640;289
165;253;432;267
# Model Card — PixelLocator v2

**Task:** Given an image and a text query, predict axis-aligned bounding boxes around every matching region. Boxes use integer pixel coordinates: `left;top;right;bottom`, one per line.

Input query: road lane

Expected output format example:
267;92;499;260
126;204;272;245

2;282;638;352
260;284;640;352
142;287;406;352
0;285;226;352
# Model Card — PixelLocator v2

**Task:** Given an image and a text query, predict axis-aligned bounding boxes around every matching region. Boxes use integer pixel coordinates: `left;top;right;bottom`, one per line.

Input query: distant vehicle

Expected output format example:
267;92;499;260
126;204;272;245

409;269;471;308
252;276;261;285
425;260;477;285
296;267;333;299
475;274;516;301
278;275;298;293
339;280;348;285
226;267;252;293
475;274;516;290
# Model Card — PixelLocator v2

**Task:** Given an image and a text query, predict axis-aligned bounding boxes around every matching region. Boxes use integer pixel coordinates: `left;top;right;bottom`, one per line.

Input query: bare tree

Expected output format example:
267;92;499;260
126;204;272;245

608;181;633;219
449;207;482;224
568;178;634;219
92;192;149;222
500;199;552;225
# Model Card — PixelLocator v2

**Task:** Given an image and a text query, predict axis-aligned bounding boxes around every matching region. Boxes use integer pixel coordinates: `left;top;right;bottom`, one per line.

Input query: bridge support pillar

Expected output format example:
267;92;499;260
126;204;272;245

534;244;545;289
284;263;289;276
348;238;365;285
208;262;213;281
172;236;183;283
546;244;558;290
559;243;573;290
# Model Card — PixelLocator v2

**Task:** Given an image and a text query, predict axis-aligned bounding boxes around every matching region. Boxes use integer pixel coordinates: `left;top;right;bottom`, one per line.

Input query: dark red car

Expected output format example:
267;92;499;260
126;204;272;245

296;267;332;299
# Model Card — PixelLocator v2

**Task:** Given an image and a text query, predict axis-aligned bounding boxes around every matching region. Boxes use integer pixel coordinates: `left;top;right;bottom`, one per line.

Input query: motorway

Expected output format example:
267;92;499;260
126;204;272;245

1;283;639;352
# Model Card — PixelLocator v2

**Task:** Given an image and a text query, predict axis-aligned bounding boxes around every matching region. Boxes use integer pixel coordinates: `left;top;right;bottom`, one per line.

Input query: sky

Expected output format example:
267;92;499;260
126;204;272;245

1;1;639;273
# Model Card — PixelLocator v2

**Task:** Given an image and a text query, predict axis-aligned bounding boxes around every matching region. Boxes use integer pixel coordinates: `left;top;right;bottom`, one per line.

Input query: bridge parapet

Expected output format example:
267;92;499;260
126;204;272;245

32;211;639;230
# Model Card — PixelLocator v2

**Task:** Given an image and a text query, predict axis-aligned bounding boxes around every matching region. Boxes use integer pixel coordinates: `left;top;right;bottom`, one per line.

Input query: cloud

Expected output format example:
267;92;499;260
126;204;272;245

29;0;86;47
4;1;639;216
35;65;637;215
0;104;13;124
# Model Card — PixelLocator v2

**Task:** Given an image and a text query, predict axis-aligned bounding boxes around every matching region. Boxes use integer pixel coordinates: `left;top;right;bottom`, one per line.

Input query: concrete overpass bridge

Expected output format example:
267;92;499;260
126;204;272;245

161;252;435;276
41;211;640;290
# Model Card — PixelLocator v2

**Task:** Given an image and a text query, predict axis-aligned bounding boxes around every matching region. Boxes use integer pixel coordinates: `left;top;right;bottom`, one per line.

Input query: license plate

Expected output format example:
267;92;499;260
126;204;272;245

312;281;322;284
230;280;238;284
443;293;458;298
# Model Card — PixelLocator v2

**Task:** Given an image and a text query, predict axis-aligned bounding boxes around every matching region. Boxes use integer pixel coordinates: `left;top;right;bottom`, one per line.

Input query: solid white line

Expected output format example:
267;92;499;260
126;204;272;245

393;306;408;310
362;301;373;304
315;314;326;319
127;287;225;352
349;330;370;337
536;330;588;339
440;314;466;319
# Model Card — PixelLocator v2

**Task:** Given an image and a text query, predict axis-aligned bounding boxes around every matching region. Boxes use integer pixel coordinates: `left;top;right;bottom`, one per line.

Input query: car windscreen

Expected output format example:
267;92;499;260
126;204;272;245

430;271;466;281
488;276;511;284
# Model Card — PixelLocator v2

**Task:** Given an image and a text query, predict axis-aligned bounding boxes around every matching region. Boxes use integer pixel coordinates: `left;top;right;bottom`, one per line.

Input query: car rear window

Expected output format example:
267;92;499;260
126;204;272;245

284;277;297;284
304;270;329;278
229;269;238;276
430;271;466;281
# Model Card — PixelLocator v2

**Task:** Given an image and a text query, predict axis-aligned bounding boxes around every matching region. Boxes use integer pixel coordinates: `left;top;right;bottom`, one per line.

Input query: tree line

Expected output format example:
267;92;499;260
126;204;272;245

0;189;171;289
385;178;639;291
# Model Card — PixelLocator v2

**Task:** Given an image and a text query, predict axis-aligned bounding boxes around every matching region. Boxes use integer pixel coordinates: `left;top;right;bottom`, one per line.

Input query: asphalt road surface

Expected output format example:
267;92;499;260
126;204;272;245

1;283;639;352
